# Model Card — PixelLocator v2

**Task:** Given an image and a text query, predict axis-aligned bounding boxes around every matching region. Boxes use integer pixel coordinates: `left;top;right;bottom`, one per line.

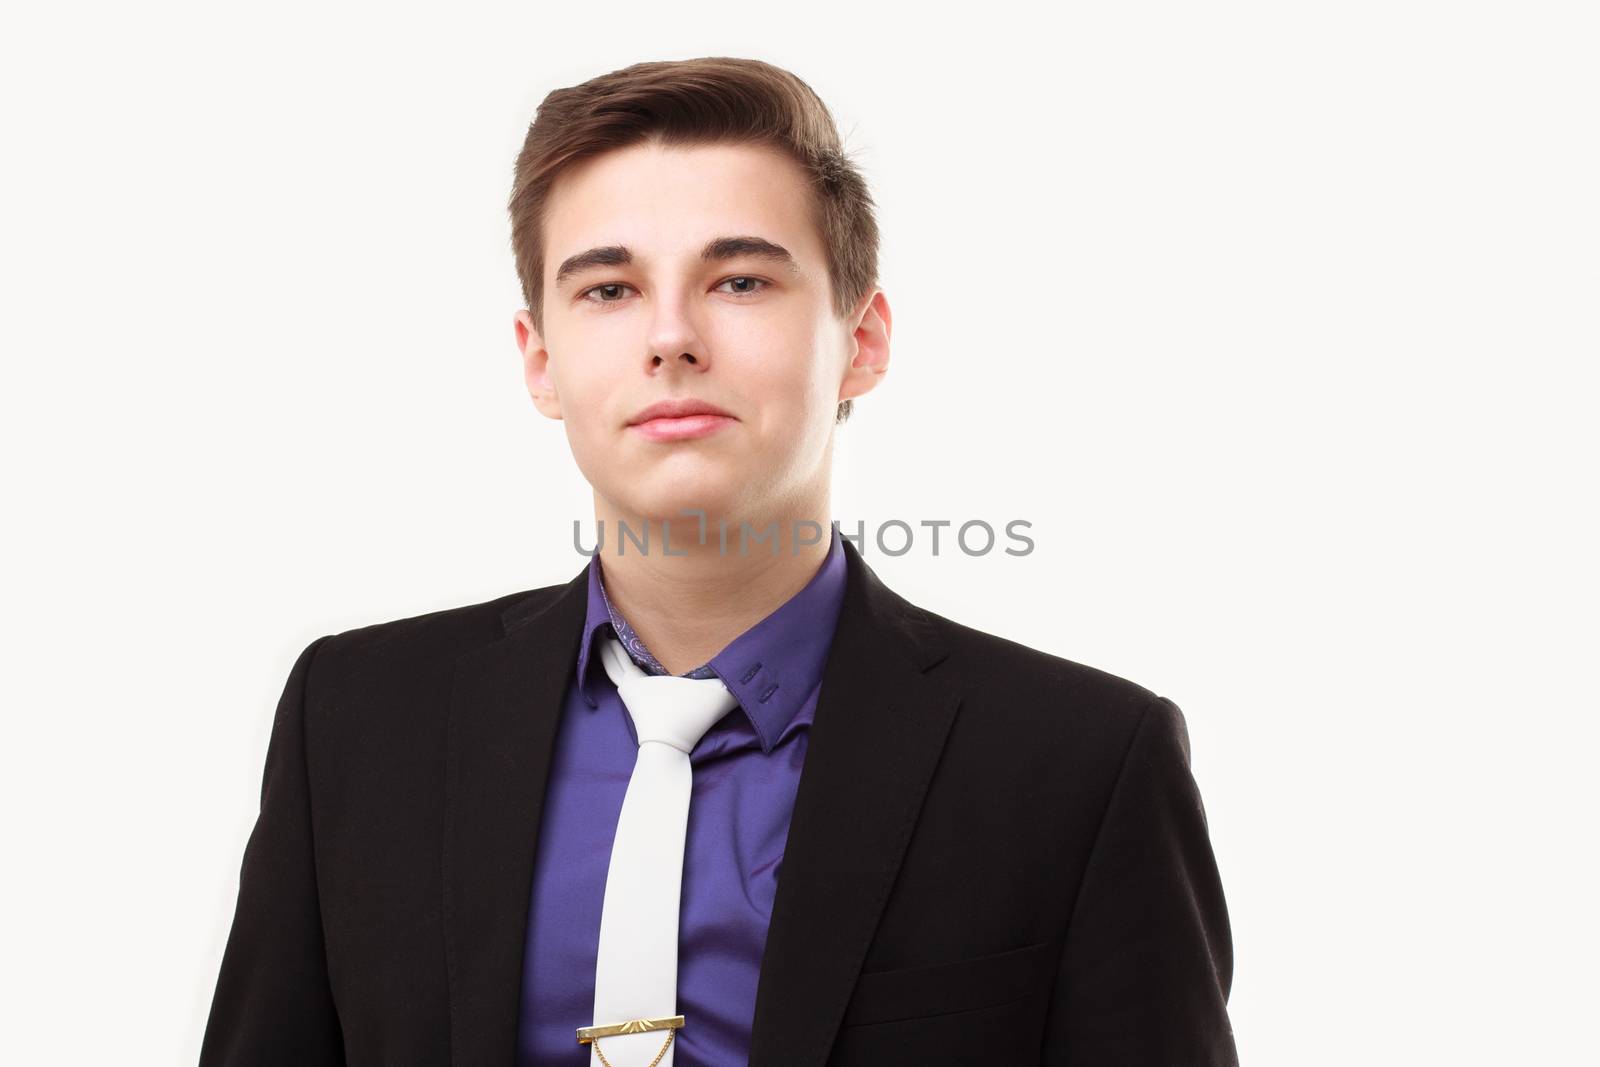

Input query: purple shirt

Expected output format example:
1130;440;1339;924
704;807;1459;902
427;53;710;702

517;525;848;1066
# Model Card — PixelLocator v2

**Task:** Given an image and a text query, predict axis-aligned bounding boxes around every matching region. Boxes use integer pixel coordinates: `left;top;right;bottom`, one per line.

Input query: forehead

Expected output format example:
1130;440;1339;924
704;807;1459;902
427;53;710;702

542;141;824;278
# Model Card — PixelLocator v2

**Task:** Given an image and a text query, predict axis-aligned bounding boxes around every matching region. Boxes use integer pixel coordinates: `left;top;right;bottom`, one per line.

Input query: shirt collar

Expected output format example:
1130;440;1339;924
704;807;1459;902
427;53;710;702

575;523;848;754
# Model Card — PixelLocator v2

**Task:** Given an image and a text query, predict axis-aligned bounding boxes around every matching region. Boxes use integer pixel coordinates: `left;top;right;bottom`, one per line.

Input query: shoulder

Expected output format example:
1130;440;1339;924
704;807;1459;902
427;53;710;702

909;601;1176;770
301;582;567;695
873;593;1203;859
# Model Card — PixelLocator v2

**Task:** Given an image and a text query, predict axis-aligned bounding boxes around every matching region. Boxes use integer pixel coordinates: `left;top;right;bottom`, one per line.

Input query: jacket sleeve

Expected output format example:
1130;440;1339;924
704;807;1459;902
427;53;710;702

1040;694;1238;1065
200;635;345;1066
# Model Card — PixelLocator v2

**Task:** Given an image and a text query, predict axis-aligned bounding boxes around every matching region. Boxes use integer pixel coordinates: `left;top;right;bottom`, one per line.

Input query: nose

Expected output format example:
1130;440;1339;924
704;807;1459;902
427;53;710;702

645;291;709;373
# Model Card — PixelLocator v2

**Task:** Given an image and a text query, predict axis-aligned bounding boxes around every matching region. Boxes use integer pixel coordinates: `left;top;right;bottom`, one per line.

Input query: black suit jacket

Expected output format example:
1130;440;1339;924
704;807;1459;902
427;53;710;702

201;538;1237;1065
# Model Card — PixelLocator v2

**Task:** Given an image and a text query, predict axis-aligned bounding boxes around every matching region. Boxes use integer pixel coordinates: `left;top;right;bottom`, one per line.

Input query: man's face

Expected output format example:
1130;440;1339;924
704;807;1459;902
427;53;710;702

514;140;888;531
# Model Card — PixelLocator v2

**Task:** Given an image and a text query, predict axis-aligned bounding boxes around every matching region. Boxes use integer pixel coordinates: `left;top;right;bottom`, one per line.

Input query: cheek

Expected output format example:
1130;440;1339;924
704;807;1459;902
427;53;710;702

735;323;835;411
545;363;611;457
546;343;616;420
748;371;835;457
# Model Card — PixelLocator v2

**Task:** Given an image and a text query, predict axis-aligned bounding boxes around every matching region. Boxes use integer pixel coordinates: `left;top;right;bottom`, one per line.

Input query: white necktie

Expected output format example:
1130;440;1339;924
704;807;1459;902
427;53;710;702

580;635;739;1067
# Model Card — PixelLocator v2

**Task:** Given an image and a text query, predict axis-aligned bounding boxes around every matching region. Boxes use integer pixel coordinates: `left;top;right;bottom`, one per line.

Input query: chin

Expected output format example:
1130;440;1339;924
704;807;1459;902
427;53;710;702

617;479;743;530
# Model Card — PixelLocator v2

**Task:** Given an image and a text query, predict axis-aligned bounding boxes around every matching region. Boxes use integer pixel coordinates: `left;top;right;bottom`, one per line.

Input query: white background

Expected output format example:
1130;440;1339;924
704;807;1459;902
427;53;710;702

3;2;1596;1063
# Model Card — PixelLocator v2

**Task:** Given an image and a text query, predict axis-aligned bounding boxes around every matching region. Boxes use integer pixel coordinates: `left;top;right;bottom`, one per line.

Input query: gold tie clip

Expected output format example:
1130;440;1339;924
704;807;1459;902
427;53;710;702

576;1015;685;1067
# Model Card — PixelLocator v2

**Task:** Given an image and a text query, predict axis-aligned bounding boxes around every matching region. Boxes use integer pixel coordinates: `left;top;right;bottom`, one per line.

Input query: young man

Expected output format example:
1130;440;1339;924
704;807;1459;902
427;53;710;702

200;57;1237;1066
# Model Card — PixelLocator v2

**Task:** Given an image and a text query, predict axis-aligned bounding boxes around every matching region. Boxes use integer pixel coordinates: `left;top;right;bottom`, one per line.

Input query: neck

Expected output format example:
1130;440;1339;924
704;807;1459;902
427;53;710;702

592;495;834;676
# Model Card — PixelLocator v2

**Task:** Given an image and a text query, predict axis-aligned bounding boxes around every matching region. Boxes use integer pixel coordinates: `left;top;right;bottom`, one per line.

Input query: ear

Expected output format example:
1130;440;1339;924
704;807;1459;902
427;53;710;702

514;309;564;420
838;288;891;405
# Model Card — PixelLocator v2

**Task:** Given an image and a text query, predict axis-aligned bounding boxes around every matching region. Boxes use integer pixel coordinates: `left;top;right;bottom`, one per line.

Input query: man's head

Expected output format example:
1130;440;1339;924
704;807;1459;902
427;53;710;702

509;58;890;533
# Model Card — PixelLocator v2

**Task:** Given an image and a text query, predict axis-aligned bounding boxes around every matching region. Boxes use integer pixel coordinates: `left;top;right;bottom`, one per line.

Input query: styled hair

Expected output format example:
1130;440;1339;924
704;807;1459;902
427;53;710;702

508;57;880;424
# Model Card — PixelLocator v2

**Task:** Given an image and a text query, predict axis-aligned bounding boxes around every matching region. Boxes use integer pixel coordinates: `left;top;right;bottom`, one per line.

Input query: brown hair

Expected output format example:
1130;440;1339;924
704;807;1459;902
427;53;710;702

508;57;880;424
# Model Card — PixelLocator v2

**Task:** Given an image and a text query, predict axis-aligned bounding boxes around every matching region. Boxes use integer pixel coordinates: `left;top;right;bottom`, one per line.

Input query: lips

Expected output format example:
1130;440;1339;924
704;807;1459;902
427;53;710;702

626;398;735;425
626;398;737;443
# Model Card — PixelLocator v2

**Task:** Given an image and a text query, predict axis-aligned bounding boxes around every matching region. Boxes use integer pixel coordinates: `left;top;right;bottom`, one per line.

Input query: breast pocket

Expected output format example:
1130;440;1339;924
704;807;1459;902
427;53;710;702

840;939;1056;1028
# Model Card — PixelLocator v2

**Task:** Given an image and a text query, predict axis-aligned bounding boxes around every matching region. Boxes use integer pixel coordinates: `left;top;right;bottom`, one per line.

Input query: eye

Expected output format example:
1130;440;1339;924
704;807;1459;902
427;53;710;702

578;282;636;305
715;276;771;297
576;277;771;306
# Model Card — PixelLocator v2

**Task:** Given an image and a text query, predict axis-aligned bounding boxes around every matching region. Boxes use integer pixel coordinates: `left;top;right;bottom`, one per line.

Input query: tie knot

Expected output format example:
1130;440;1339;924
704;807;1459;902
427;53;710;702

598;636;739;753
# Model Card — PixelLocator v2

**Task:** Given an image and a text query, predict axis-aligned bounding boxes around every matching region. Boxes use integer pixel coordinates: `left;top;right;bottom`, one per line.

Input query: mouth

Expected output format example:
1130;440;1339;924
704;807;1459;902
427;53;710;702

627;398;737;443
628;412;736;442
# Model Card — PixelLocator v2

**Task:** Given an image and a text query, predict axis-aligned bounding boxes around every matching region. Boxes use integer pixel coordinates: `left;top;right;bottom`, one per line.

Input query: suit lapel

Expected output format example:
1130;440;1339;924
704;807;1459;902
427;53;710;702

442;563;588;1066
747;541;960;1067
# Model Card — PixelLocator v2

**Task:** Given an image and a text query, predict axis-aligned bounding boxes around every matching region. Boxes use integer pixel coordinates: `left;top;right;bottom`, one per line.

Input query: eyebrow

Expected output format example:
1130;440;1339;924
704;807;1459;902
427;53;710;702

552;235;799;289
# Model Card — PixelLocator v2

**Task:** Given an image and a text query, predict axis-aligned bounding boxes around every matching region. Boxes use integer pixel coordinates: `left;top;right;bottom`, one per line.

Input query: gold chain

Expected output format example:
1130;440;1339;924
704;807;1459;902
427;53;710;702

592;1028;675;1067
